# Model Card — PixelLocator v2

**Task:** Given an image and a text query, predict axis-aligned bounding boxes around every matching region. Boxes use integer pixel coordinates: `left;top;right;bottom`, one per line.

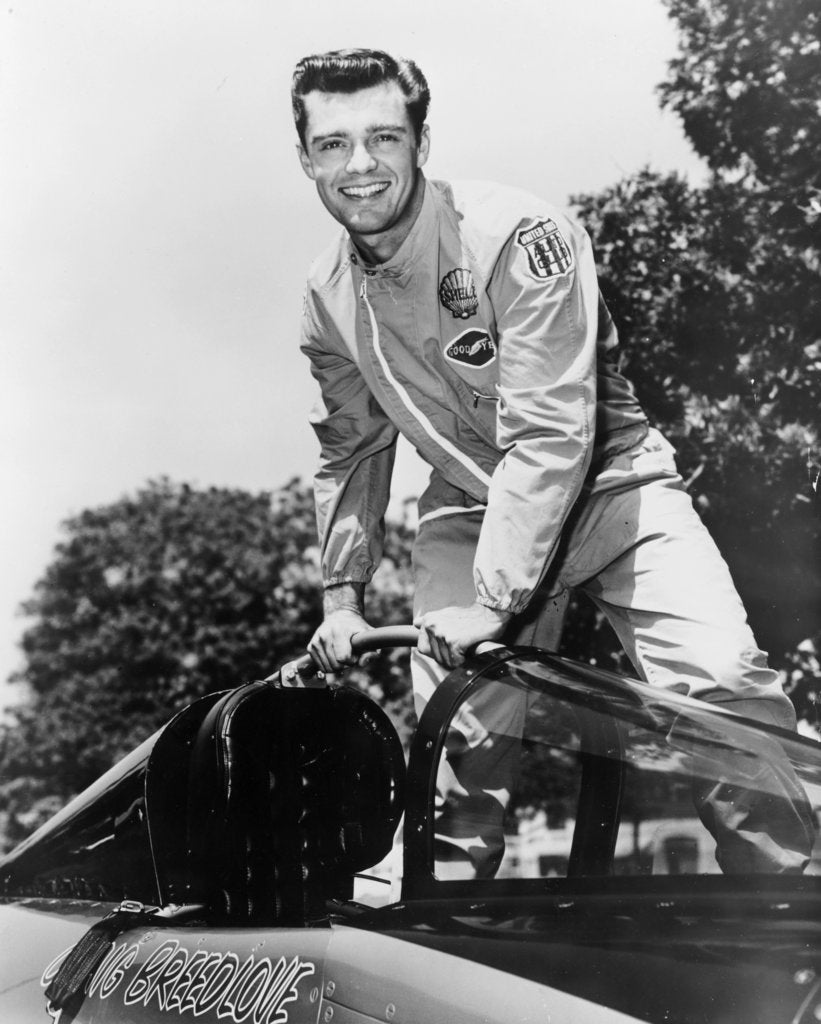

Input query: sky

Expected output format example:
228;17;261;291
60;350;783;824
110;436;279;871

0;0;707;709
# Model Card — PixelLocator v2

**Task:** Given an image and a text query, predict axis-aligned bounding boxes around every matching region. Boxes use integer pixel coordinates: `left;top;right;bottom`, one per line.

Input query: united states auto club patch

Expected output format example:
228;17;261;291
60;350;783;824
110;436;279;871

516;218;573;280
444;328;496;368
439;268;478;318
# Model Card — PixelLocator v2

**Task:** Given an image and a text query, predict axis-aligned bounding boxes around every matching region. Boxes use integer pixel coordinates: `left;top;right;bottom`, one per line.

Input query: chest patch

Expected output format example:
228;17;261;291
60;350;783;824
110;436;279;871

444;328;496;368
516;218;573;280
439;268;478;319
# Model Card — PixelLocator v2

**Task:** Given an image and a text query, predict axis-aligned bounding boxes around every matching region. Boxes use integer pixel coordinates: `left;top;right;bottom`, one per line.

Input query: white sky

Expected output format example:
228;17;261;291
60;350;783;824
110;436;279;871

0;0;706;708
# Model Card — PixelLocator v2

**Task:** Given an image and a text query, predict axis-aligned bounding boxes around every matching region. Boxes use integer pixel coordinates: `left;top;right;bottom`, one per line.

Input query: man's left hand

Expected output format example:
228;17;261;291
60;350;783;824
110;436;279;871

415;603;512;669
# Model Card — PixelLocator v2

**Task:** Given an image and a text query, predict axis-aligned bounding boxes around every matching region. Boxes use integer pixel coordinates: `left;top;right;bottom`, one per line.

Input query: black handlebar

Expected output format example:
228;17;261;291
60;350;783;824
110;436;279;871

271;625;420;685
271;625;502;687
297;624;420;673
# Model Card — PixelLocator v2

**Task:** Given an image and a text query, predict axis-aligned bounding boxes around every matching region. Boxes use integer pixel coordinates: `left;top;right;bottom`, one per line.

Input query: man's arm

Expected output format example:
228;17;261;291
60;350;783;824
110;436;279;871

301;289;398;666
418;210;600;665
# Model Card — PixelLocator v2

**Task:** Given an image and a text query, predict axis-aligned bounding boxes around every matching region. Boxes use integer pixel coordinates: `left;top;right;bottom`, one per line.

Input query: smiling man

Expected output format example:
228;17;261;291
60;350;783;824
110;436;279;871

292;49;813;876
296;81;429;259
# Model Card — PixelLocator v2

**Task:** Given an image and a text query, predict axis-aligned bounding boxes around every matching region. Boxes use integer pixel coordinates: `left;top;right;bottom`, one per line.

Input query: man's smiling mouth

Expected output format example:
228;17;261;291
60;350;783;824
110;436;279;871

340;182;390;199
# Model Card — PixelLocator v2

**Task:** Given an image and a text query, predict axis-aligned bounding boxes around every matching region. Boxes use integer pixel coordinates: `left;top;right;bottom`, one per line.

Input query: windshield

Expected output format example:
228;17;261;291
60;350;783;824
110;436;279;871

420;655;821;884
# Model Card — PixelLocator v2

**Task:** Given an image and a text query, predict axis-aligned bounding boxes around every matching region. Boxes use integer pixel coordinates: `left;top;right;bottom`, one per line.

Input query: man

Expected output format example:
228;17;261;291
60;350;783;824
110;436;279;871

293;49;813;874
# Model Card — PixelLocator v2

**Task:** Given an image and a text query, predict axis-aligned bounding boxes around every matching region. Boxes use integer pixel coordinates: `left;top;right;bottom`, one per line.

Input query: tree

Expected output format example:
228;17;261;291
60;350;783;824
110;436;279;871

563;0;821;688
660;0;821;201
0;478;415;848
656;0;821;434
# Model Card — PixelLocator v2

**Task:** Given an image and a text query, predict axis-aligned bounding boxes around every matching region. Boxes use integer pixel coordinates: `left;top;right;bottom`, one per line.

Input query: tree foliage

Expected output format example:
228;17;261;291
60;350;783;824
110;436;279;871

659;0;821;197
566;0;821;675
0;479;414;848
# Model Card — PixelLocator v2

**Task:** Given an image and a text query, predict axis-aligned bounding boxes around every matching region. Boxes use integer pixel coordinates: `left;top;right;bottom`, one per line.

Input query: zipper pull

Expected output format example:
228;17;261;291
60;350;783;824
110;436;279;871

471;389;500;408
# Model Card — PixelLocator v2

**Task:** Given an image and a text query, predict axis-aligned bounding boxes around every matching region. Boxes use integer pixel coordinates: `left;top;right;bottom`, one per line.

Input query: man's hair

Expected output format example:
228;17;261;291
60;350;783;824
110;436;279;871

292;48;430;147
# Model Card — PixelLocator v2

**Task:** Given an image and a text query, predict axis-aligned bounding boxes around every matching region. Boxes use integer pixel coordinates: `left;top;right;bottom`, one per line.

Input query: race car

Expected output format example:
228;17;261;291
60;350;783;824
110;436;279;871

1;628;820;1024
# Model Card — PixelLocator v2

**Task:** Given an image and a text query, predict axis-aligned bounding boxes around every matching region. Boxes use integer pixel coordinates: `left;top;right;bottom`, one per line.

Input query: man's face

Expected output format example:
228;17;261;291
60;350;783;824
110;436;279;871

297;82;430;246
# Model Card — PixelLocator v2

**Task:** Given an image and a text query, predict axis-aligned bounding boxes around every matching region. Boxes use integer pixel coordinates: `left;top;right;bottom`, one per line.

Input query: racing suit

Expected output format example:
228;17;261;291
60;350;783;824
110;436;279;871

301;177;812;875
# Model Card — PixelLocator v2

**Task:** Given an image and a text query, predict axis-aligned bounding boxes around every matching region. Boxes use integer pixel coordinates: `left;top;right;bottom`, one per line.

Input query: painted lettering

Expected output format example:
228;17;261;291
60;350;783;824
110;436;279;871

123;940;179;1005
45;937;315;1024
165;949;209;1012
255;958;316;1024
150;947;189;1010
41;948;71;986
179;951;224;1014
216;956;255;1018
195;951;241;1013
98;943;138;1000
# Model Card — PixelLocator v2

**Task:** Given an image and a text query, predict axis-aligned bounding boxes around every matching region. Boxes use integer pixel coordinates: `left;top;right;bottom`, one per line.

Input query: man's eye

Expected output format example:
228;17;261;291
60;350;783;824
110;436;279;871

374;134;399;144
319;140;343;152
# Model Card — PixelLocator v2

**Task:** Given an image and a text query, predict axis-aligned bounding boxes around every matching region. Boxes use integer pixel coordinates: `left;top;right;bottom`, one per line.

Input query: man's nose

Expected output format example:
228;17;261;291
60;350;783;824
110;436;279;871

346;142;377;175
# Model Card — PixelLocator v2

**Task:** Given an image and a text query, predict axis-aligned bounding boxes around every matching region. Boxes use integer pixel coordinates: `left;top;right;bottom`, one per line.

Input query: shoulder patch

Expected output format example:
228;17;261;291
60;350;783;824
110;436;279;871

516;218;573;280
444;328;496;368
439;268;478;319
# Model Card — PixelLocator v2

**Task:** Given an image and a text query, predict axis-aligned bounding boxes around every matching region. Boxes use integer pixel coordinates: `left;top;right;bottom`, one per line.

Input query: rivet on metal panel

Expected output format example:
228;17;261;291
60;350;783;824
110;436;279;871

386;1003;396;1020
310;987;319;1003
325;981;336;997
813;1003;821;1022
794;969;816;985
324;1007;334;1022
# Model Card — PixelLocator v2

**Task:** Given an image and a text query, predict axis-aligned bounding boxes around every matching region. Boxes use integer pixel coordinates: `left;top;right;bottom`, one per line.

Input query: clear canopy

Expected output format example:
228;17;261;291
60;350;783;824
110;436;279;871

426;657;821;882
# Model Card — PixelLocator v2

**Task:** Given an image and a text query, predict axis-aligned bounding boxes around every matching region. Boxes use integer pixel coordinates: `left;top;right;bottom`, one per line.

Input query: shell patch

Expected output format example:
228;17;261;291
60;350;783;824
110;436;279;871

439;268;478;319
444;328;496;368
516;218;573;280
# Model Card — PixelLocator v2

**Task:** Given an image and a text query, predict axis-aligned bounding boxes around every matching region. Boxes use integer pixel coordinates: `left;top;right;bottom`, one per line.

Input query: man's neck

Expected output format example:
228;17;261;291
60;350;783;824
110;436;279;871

350;173;426;266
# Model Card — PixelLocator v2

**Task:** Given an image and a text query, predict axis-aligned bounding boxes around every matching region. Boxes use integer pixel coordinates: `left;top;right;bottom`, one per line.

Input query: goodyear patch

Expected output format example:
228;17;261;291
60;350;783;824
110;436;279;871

516;218;573;280
444;328;496;368
439;268;478;319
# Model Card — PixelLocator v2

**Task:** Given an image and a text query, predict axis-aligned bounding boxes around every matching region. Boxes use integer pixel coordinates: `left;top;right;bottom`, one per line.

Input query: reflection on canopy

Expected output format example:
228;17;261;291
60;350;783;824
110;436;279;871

428;655;820;881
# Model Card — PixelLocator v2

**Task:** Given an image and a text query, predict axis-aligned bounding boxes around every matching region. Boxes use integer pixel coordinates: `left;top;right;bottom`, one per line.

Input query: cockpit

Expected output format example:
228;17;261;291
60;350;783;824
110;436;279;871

2;643;820;921
402;650;820;897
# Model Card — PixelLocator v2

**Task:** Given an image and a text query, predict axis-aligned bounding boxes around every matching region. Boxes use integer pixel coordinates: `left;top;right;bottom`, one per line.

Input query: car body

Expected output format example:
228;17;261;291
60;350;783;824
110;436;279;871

1;642;820;1023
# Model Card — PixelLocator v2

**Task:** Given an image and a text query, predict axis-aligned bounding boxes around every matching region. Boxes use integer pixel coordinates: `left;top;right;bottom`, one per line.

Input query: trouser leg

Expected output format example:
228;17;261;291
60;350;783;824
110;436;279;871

559;435;815;872
411;503;566;878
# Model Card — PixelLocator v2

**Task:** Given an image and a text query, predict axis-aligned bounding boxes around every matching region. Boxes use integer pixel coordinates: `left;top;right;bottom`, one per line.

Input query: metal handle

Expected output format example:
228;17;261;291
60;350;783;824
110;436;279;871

272;625;420;687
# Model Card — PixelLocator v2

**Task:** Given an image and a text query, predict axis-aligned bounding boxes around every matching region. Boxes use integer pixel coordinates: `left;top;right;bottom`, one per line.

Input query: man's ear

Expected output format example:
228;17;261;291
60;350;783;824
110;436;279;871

417;124;431;169
297;142;316;181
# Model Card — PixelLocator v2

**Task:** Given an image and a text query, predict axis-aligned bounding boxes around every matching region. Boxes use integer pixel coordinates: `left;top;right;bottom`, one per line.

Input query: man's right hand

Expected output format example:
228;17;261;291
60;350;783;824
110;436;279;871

308;609;371;673
307;582;371;673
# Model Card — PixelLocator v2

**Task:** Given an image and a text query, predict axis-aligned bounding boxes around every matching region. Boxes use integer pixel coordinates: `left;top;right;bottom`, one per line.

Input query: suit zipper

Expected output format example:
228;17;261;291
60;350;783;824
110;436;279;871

359;277;492;490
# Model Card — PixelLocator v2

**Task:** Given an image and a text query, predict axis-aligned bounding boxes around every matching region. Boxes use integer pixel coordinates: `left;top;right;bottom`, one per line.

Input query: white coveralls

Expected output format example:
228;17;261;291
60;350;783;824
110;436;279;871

301;178;812;874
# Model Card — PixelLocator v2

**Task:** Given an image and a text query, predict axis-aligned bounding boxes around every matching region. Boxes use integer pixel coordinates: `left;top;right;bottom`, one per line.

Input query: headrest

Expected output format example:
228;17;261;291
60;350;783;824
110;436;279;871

184;681;405;924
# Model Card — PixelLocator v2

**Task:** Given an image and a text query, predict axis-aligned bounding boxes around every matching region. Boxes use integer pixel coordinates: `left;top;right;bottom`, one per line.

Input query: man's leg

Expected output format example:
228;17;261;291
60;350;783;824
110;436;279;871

411;487;567;878
559;432;815;872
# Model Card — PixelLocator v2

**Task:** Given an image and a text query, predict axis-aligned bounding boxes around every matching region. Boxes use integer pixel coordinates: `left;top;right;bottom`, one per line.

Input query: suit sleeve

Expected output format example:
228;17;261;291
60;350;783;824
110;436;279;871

301;290;398;587
473;213;600;614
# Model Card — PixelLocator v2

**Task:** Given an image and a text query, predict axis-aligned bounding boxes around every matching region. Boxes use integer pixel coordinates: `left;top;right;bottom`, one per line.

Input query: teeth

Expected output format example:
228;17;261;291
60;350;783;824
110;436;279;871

341;183;388;198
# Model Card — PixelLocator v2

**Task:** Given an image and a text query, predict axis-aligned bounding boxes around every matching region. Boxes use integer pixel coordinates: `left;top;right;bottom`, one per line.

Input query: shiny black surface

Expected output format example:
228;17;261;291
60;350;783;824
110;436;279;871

0;693;224;902
353;885;821;1024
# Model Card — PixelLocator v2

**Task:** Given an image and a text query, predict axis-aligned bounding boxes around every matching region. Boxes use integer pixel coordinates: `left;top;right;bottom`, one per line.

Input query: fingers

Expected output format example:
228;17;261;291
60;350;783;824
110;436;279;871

307;624;355;673
414;617;464;670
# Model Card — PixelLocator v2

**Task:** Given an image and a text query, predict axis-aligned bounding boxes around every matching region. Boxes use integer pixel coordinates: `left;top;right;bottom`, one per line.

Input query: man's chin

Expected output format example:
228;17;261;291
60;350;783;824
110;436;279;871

344;211;395;236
